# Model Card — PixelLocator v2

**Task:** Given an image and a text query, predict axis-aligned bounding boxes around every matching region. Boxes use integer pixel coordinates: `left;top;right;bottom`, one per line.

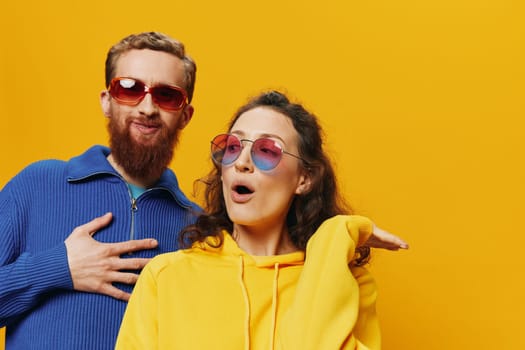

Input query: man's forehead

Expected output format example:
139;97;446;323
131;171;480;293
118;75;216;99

115;49;186;86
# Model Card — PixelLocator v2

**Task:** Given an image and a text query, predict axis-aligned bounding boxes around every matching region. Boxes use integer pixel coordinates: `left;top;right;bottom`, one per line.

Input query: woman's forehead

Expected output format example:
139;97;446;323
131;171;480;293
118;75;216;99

231;107;297;143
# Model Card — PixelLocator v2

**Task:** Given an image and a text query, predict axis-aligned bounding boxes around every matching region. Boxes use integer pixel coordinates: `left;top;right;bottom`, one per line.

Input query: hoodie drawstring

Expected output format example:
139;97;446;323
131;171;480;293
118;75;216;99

238;257;281;350
239;256;251;350
269;263;279;350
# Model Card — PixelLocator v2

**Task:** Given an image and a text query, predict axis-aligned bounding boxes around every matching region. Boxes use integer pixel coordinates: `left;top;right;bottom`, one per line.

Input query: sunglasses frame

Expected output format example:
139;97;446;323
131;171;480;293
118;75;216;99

210;133;305;171
108;77;188;111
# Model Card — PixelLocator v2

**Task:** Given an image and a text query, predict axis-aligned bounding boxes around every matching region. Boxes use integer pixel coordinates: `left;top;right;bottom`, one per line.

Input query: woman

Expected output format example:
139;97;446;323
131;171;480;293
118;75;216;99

116;91;408;350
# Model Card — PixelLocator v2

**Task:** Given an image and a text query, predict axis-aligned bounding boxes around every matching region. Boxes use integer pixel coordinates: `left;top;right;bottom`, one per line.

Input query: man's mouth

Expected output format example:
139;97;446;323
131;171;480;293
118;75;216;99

132;121;160;135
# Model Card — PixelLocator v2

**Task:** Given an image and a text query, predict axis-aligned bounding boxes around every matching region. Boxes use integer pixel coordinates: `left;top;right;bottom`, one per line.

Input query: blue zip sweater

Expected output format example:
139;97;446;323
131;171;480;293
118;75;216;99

0;145;199;349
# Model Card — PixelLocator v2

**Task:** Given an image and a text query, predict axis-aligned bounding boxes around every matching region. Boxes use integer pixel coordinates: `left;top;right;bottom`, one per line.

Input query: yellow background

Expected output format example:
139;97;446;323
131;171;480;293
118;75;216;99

1;0;523;349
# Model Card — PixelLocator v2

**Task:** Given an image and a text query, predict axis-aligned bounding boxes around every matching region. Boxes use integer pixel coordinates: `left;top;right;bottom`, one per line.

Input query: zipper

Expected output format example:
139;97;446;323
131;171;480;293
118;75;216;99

129;197;138;241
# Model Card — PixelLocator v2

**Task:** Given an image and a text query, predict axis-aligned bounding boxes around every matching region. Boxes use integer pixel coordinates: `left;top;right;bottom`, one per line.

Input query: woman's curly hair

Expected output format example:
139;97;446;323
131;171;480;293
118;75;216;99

179;91;370;266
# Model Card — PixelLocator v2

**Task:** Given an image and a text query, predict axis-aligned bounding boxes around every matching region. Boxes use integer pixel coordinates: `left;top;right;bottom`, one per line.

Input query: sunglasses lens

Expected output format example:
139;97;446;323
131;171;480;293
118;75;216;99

151;85;186;111
210;135;284;170
110;78;187;110
252;139;283;170
211;134;242;165
111;78;146;103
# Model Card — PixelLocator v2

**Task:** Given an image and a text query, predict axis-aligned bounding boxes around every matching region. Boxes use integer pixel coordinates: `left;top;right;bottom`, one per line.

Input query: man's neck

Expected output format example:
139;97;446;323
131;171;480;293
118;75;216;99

106;154;158;188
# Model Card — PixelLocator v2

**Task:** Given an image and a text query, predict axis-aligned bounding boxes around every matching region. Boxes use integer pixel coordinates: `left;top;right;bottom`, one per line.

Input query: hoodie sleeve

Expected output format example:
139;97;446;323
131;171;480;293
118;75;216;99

276;215;380;350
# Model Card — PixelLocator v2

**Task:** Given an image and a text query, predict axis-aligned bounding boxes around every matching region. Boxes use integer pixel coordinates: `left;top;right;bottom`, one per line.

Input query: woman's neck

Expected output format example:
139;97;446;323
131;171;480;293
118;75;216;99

232;223;298;256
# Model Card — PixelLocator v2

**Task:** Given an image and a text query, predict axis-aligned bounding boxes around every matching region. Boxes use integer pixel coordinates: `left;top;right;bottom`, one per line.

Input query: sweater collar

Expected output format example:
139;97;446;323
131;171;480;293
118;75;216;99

65;145;199;210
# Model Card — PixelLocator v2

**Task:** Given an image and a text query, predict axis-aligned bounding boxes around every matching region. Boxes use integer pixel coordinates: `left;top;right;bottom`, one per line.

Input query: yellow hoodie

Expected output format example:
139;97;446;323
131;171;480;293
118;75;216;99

116;215;380;350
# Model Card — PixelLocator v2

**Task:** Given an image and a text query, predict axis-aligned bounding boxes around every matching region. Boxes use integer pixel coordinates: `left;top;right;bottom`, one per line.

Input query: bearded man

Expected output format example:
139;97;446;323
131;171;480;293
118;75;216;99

0;32;199;350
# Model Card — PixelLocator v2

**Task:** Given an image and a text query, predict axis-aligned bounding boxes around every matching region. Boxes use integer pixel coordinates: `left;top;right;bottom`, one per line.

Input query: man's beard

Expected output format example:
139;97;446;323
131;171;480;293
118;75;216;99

108;117;180;182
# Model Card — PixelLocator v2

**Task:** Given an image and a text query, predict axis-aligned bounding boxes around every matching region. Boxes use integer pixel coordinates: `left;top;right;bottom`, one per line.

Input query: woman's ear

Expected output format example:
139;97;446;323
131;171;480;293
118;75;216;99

100;90;112;118
295;173;312;195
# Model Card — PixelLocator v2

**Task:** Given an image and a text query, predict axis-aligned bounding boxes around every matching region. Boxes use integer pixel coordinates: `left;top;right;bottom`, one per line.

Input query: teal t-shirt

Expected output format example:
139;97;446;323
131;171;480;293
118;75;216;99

127;183;146;199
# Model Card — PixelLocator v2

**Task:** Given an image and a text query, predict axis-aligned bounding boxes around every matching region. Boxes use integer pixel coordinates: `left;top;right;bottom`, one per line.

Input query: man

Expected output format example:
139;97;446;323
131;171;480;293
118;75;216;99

0;32;199;349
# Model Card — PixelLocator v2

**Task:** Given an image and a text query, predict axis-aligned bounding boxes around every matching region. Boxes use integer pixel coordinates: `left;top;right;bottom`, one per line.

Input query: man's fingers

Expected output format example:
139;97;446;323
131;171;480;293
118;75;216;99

372;226;409;250
381;241;404;251
114;258;152;271
109;271;141;285
99;283;132;302
106;239;158;255
383;234;409;249
72;213;113;237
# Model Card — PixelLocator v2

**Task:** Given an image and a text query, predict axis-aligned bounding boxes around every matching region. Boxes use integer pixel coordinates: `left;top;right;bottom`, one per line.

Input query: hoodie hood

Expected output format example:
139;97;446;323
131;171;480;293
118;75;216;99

210;231;304;266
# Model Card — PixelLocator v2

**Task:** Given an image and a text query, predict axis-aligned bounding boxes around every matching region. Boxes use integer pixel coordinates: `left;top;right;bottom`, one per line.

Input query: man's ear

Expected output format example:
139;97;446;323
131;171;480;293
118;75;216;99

178;104;194;129
100;90;112;118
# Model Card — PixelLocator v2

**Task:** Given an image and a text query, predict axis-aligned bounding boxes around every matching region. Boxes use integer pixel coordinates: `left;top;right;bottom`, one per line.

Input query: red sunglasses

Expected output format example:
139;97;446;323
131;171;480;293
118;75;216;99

108;77;188;111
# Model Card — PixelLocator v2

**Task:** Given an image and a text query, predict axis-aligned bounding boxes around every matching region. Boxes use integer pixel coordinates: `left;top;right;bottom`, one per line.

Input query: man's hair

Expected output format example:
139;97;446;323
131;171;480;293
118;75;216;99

105;32;197;103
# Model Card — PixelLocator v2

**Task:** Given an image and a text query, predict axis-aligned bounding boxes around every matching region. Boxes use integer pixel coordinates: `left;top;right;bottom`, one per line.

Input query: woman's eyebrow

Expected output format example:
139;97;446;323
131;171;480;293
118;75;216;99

230;130;287;144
